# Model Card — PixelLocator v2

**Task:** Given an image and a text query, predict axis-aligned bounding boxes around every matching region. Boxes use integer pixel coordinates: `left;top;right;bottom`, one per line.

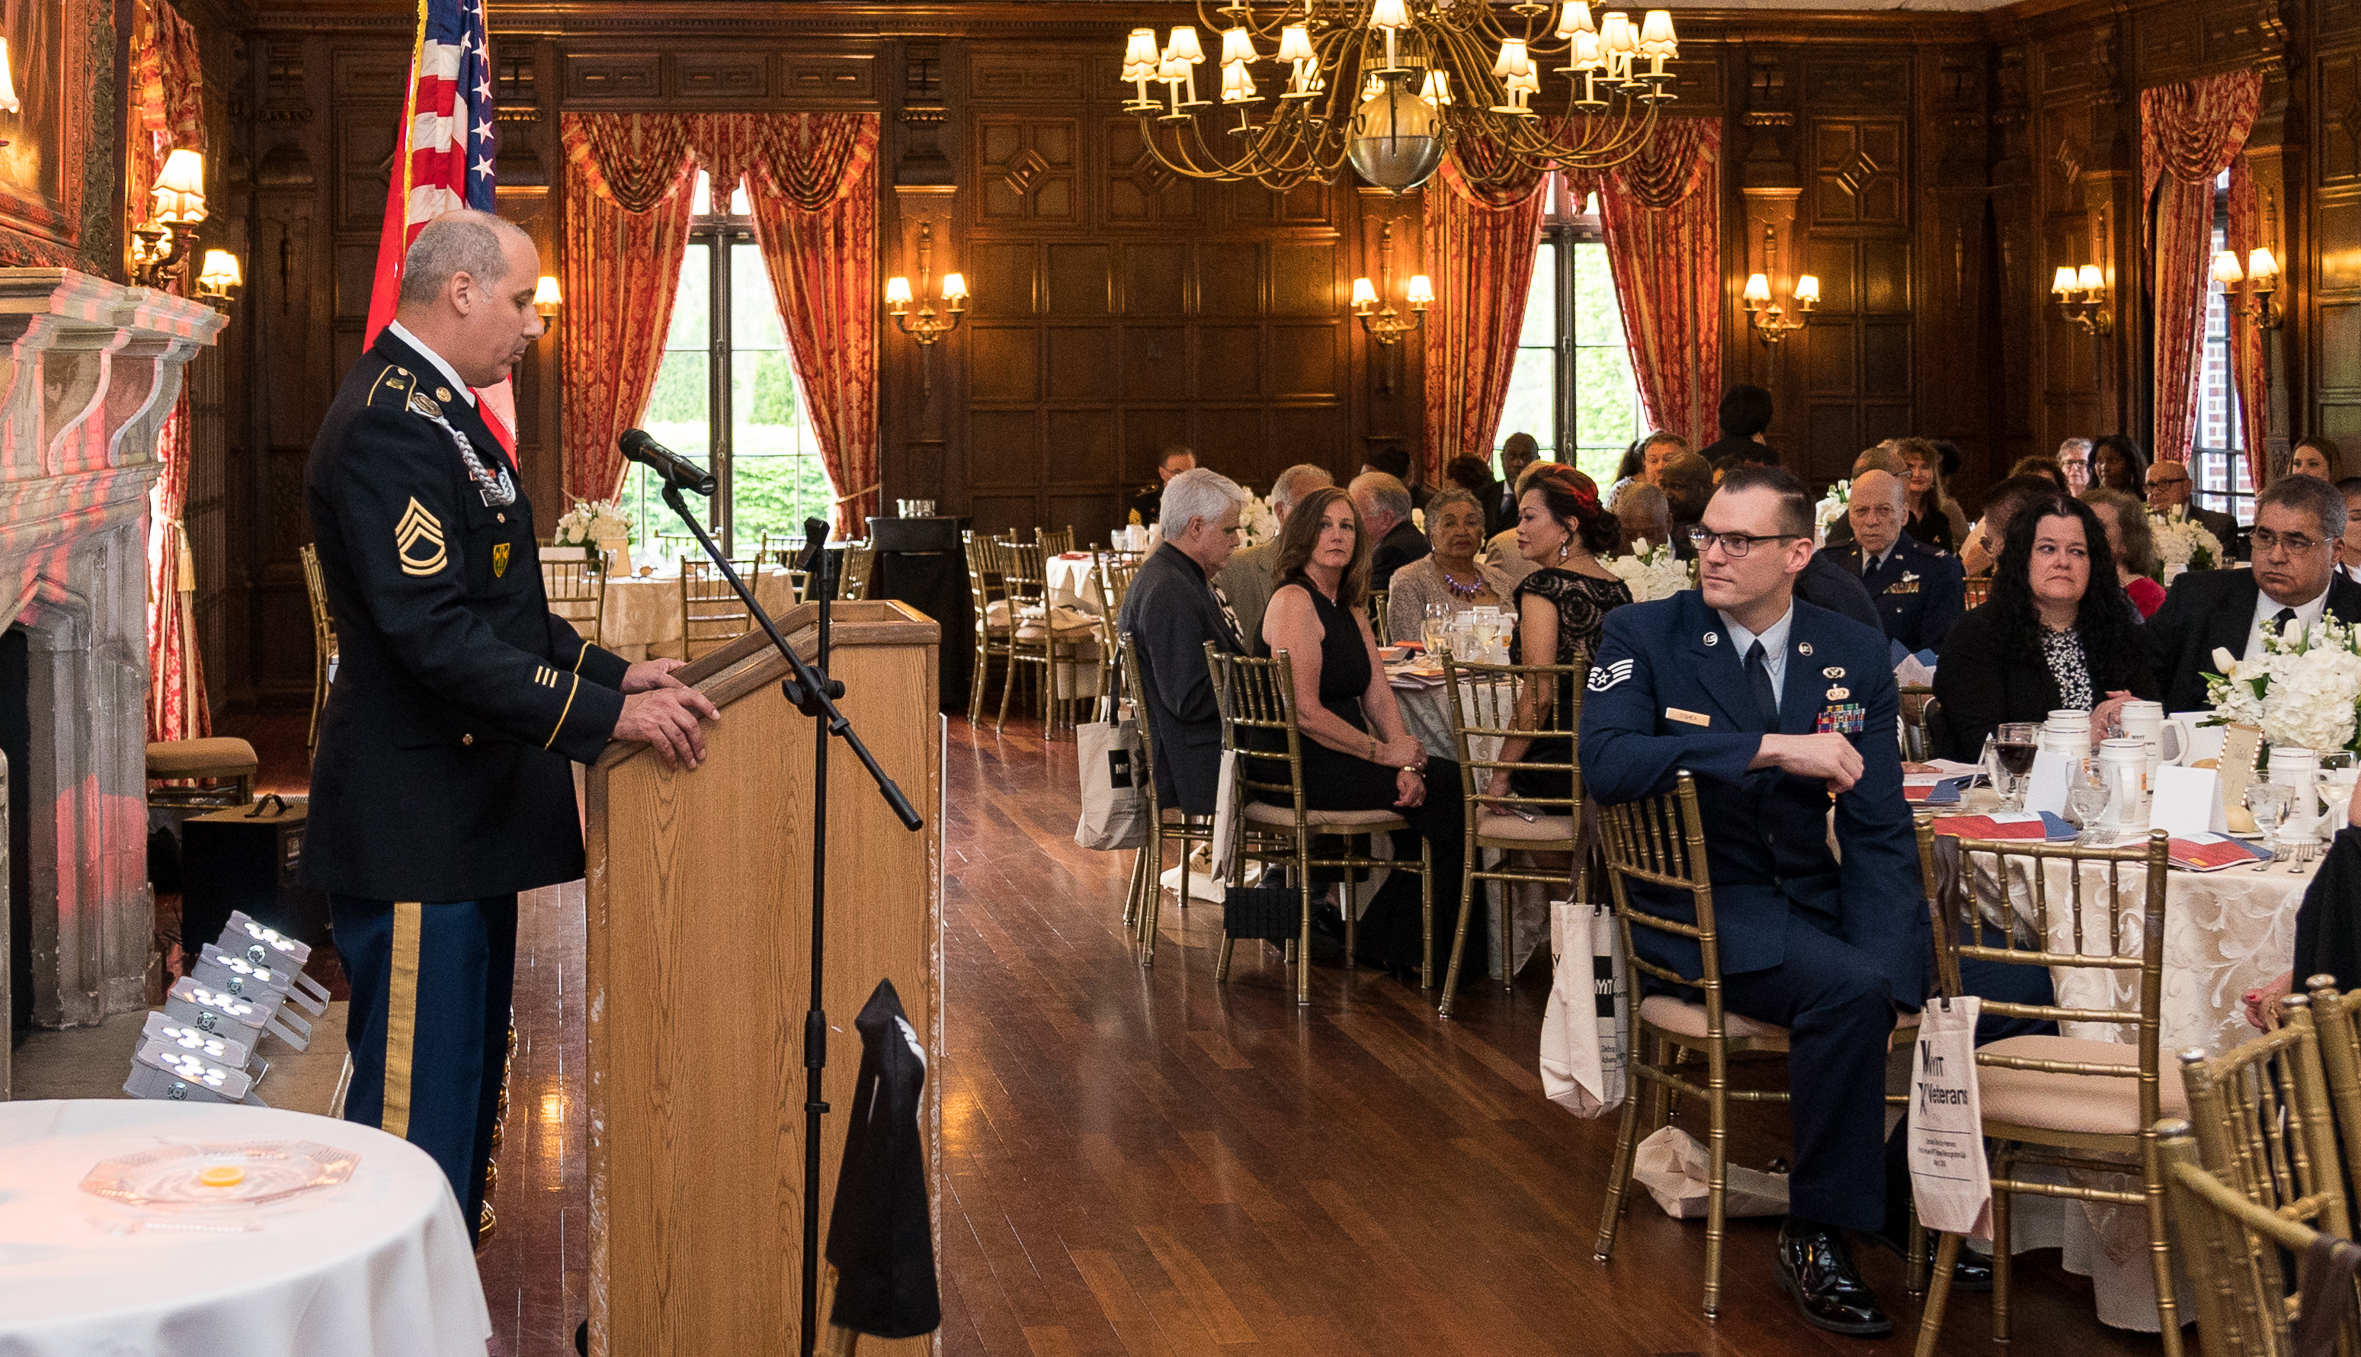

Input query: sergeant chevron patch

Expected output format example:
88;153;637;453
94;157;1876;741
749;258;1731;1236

395;498;447;577
1586;658;1635;692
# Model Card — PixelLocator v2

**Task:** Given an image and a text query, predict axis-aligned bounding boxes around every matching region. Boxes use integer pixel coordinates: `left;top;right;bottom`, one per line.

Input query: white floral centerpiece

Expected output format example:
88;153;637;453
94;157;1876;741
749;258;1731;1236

553;497;635;573
2149;507;2222;578
1605;538;1693;602
1237;494;1279;549
1813;480;1850;547
2203;616;2361;755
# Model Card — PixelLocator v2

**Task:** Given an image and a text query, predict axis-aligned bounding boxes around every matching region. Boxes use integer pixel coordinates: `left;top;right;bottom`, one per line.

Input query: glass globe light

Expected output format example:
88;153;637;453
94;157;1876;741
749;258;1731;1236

1346;73;1444;193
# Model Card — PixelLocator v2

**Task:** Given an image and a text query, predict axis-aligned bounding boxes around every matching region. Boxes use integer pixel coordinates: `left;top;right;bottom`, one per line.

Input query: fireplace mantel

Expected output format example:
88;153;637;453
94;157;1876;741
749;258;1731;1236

0;269;224;1058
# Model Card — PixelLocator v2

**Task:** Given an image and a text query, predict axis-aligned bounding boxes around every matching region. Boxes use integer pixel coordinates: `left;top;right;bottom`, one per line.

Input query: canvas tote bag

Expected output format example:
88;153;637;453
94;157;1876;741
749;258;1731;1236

1073;715;1149;851
1539;900;1629;1117
1907;995;1994;1239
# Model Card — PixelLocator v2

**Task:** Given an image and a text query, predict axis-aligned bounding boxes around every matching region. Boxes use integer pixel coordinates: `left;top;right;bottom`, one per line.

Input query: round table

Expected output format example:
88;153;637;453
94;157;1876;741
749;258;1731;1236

595;566;801;661
0;1099;491;1356
1044;554;1104;614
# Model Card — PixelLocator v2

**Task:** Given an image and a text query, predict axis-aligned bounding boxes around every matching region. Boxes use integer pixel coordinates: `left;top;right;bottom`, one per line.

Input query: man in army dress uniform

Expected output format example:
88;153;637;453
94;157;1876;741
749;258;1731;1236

1816;467;1963;655
1128;445;1195;526
304;210;718;1237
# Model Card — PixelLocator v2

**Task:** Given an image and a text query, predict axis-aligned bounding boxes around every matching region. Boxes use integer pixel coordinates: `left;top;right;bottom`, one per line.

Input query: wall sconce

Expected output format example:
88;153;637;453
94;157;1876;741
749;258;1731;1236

532;274;562;319
887;221;968;347
130;148;207;290
1353;217;1430;354
0;38;19;138
2051;263;2111;335
1742;270;1816;345
194;249;241;304
2212;248;2281;328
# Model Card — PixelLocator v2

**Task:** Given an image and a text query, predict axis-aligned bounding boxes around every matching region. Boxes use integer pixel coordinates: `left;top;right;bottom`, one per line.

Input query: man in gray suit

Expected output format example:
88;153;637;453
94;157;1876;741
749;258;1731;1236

1216;463;1334;650
1117;469;1252;816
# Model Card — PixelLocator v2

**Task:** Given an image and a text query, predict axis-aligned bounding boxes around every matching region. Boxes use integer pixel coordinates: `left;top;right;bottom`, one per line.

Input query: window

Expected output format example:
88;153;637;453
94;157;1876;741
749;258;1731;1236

2194;168;2256;526
623;171;836;561
1494;175;1647;486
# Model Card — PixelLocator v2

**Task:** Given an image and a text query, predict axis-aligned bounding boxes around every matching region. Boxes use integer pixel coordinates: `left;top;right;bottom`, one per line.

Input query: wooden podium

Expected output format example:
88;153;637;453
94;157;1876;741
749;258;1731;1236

583;600;944;1356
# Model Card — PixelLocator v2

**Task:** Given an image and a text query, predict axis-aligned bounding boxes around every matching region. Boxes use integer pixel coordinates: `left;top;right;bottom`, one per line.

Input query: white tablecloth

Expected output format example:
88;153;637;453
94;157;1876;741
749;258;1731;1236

0;1099;490;1356
594;566;800;661
1045;554;1104;615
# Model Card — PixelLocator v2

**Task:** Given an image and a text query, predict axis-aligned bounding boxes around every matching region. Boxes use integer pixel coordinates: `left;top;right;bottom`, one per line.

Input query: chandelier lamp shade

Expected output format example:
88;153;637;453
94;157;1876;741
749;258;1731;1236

1120;0;1680;194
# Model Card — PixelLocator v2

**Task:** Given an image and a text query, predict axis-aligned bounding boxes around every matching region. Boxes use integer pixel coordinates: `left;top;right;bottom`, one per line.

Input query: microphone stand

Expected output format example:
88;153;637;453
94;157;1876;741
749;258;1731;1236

656;484;924;1357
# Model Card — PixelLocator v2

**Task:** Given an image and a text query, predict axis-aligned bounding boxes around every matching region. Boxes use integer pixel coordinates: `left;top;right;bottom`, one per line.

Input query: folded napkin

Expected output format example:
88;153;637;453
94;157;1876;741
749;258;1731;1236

2166;833;2274;872
1903;774;1979;805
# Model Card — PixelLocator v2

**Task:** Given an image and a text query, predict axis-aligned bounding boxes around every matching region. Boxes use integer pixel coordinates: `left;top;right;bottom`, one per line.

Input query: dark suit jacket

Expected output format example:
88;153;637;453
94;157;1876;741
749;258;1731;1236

1117;543;1246;816
304;331;630;900
1369;519;1432;592
1818;530;1966;653
1796;551;1882;633
1932;603;2161;761
1472;477;1511;537
1579;593;1927;1006
2144;568;2361;713
2190;505;2241;556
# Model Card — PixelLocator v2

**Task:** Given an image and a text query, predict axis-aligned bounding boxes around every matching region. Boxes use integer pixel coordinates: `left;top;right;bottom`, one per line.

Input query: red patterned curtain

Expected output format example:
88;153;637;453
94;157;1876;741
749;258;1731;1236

134;0;209;743
1584;118;1723;444
559;115;698;502
2140;71;2261;469
1421;154;1548;484
742;116;880;537
2225;161;2269;488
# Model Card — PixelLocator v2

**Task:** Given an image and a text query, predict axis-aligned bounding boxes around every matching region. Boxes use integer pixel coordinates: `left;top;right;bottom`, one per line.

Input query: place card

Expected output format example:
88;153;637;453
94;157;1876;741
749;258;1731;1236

2022;749;2072;816
2151;764;2226;837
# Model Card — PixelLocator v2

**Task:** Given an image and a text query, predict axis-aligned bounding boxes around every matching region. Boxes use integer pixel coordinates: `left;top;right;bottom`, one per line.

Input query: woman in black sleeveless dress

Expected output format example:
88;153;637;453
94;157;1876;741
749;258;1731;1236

1256;486;1471;979
1485;464;1633;803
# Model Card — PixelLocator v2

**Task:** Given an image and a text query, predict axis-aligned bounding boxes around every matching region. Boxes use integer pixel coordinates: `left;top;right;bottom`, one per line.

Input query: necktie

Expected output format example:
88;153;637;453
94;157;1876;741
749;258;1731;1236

1746;640;1780;729
2272;607;2300;641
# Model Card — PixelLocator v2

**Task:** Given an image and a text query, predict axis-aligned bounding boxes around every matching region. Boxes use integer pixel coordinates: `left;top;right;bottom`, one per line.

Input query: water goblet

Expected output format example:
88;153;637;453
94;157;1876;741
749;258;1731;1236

2245;783;2293;871
1423;603;1453;659
1994;722;2040;813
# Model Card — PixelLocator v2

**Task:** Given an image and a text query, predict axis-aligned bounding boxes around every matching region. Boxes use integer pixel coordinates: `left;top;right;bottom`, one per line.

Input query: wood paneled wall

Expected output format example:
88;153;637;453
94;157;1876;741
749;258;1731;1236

195;0;2327;710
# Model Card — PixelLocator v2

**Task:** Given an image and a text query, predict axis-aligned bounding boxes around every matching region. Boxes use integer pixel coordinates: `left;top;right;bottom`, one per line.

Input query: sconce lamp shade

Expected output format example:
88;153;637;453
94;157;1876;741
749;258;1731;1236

196;250;241;296
2211;251;2244;285
0;39;18;115
152;149;208;225
532;274;562;315
1742;272;1771;305
2076;264;2104;293
1405;274;1434;306
2051;266;2077;296
940;272;969;301
2247;247;2279;280
1792;274;1820;304
1350;277;1378;309
885;276;914;307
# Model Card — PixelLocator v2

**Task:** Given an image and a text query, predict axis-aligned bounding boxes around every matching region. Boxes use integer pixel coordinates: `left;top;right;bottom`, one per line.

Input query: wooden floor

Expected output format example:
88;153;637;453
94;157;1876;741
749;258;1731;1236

223;709;2159;1357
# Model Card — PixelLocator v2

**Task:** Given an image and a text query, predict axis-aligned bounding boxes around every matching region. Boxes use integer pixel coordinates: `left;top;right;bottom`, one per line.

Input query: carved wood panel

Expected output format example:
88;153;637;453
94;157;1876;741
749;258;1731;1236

1810;120;1907;227
977;117;1079;222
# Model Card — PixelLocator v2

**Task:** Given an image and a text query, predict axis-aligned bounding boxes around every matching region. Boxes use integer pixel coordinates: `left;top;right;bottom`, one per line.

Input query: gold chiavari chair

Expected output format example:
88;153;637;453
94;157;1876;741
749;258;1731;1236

1438;654;1591;1018
540;553;606;648
298;543;338;751
1118;632;1214;966
1207;643;1431;1005
1091;552;1142;722
1964;576;1993;610
657;530;699;565
964;533;1012;717
1592;772;1794;1318
760;530;814;604
1911;827;2183;1357
995;537;1094;734
679;557;757;660
2307;980;2361;1190
839;541;874;602
1038;525;1075;555
2159;1118;2360;1357
1368;589;1390;646
1899;684;1936;763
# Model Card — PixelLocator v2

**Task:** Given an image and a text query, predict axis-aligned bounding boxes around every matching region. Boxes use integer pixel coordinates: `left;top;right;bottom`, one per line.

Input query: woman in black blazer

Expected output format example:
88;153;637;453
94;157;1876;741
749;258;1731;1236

1934;496;2159;762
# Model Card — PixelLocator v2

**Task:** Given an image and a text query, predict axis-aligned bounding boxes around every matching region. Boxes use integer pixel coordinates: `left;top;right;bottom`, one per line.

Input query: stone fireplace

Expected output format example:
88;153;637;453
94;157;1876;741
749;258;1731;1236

0;270;224;1087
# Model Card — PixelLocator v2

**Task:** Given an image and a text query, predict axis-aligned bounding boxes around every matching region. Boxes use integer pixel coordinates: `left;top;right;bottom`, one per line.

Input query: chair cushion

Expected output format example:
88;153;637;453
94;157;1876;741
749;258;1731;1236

1974;1034;2186;1137
1637;994;1792;1048
1474;811;1579;843
1242;800;1407;830
145;738;258;777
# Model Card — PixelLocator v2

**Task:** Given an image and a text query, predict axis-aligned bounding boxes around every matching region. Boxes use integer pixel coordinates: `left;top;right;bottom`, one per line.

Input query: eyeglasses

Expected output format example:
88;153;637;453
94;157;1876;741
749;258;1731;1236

2148;475;2191;488
2251;528;2328;555
1686;526;1802;558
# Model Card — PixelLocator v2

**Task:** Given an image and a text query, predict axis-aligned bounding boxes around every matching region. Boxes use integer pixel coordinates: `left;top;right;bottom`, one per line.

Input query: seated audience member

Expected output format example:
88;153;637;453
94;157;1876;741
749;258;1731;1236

1697;382;1781;469
1959;474;2063;578
2082;487;2167;619
1216;463;1333;647
1350;472;1429;591
2146;474;2361;714
1494;433;1540;532
1898;437;1968;554
2010;454;2069;493
1580;464;1922;1337
1818;468;1964;654
1117;469;1251;816
2292;435;2346;483
1640;432;1692;488
1386;488;1518;646
1483;464;1630;806
1659;450;1714;559
1820;445;1903;549
1604;438;1646;510
1129;445;1196;526
1934;495;2159;762
2055;438;2094;494
1616;483;1674;554
1362;443;1428;510
1441;454;1506;537
2091;434;2149;497
2339;476;2361;585
2242;779;2361;1026
1479;460;1546;584
2145;456;2241;549
1796;550;1883;633
1257;487;1472;978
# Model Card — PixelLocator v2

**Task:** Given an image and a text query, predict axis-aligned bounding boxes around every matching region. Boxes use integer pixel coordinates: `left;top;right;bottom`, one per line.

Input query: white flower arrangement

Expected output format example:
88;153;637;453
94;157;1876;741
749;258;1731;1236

2149;507;2222;577
1813;480;1851;546
1605;538;1693;602
554;497;634;549
1237;494;1280;549
2204;616;2361;754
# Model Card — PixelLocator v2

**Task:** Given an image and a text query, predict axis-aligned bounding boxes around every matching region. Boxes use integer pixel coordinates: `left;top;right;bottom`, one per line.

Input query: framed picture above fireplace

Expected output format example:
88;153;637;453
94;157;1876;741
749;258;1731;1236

0;0;91;268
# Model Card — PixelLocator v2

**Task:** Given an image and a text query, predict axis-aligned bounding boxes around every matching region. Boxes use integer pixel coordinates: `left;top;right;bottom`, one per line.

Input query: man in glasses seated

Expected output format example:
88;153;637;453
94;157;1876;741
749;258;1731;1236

2144;456;2240;556
2146;474;2361;714
1580;465;1929;1337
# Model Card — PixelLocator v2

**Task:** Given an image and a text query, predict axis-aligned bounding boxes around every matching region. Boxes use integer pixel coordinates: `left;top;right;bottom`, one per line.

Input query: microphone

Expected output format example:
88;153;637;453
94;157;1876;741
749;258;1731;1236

798;516;830;576
619;428;716;496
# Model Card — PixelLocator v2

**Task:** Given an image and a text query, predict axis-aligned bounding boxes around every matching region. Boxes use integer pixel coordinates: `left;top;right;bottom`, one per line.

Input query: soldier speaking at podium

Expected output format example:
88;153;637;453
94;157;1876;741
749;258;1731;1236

304;210;719;1237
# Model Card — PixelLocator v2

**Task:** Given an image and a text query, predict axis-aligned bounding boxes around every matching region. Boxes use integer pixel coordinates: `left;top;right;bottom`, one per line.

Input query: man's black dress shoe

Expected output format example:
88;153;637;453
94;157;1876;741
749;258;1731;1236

1775;1222;1893;1337
1868;1228;1994;1292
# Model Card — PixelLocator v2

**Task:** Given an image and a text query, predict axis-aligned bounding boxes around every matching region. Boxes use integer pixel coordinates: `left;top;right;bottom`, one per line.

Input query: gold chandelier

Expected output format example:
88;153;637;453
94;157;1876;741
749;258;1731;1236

1120;0;1679;195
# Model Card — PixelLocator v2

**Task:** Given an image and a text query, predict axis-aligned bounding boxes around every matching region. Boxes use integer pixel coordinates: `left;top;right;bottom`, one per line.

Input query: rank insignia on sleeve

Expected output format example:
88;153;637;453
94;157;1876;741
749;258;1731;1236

493;542;511;578
395;498;447;576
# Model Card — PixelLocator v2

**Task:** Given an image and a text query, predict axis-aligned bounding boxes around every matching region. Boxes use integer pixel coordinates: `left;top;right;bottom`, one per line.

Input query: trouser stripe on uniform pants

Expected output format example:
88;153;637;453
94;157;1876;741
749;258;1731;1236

381;900;424;1139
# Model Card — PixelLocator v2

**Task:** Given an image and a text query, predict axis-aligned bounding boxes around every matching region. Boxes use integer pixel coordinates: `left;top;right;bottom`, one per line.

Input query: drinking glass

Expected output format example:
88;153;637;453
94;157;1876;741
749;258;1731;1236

1994;722;2040;812
1423;602;1453;659
2066;784;2111;840
2246;783;2293;870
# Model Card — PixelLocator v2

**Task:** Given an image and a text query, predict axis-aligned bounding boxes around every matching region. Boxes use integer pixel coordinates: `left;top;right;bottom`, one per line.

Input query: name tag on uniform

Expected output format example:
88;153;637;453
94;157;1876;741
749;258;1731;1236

1816;702;1866;735
1666;707;1711;727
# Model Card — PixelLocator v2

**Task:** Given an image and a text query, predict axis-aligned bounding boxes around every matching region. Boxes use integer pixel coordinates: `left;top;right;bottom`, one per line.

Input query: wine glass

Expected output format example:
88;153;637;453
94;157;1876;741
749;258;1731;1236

1423;602;1453;660
2246;783;2293;871
1995;722;2040;812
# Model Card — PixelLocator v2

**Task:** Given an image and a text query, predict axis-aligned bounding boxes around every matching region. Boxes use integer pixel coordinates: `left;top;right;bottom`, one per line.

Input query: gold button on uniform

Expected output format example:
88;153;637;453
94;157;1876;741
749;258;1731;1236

436;387;452;402
461;733;475;746
496;513;506;523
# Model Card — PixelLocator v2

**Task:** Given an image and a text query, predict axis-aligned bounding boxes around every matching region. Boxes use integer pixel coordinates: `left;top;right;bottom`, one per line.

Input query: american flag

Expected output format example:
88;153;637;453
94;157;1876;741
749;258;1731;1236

364;0;515;451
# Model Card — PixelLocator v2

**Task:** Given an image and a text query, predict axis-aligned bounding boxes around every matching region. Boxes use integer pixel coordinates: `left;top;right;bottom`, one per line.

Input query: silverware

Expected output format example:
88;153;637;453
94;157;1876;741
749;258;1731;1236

2287;840;2321;873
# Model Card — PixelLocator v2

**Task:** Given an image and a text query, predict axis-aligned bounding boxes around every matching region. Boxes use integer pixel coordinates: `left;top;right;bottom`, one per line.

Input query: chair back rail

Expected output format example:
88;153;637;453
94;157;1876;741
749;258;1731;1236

680;558;759;659
2177;999;2352;1246
539;556;606;647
